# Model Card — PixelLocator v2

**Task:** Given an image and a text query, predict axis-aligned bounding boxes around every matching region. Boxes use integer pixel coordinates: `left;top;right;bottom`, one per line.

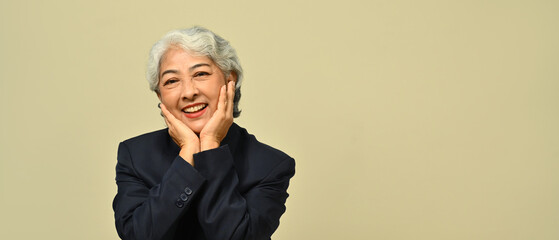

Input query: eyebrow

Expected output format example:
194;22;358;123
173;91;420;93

160;63;211;78
160;69;178;79
189;63;211;71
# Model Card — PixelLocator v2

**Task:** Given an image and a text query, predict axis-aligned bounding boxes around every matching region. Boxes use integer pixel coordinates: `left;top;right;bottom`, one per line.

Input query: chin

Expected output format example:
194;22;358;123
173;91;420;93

186;120;207;134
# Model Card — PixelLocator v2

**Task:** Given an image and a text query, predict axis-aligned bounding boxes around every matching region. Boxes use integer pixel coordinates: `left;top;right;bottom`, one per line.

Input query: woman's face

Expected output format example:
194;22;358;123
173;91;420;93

157;46;233;134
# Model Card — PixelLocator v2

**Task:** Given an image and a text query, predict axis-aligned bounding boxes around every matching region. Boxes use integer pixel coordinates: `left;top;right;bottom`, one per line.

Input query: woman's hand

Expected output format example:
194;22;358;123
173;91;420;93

199;81;235;151
160;103;200;166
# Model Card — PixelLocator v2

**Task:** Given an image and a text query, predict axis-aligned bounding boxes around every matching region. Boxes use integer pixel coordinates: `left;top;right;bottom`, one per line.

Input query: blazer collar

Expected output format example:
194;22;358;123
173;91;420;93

166;122;241;156
221;122;241;156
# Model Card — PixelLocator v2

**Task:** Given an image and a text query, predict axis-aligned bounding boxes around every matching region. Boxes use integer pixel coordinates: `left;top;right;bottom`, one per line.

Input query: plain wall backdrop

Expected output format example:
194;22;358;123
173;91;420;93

1;0;558;239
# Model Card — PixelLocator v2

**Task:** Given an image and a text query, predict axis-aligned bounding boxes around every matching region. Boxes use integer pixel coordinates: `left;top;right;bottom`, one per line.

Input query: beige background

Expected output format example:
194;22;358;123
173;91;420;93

1;0;558;239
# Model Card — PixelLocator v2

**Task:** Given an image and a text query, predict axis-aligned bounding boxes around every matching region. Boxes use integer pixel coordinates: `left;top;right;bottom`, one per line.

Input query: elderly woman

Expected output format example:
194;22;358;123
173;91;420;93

112;26;295;240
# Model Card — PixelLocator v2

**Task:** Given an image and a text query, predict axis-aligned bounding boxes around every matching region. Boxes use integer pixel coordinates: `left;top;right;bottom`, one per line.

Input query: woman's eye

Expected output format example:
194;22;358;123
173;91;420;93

194;72;209;77
163;79;179;86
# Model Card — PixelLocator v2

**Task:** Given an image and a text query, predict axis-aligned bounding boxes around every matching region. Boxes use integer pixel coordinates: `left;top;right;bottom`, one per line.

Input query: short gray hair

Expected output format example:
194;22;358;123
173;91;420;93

146;26;243;118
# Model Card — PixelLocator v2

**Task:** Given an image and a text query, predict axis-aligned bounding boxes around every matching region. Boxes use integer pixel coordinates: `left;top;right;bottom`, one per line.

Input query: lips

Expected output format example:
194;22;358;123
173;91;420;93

183;103;207;113
182;103;208;118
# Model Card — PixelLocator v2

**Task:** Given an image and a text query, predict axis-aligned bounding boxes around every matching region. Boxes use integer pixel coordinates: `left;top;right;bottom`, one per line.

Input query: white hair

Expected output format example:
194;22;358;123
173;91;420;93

146;26;244;117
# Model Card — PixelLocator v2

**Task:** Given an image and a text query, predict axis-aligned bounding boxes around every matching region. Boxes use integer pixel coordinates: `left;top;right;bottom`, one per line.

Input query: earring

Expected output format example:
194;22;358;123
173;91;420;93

158;103;163;117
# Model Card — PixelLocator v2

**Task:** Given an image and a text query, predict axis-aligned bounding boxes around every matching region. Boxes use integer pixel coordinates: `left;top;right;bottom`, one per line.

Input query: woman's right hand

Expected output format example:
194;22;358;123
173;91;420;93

160;103;200;166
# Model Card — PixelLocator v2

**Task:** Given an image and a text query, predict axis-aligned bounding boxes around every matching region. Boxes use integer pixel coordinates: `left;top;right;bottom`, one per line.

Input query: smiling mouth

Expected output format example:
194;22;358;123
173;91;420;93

182;104;208;113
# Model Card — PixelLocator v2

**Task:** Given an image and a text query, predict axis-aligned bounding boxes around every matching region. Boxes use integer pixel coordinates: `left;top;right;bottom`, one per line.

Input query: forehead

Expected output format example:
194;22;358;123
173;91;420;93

160;46;213;69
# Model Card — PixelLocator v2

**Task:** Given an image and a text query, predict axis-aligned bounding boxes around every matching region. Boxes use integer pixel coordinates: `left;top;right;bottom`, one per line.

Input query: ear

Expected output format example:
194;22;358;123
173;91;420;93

227;71;238;84
156;90;162;101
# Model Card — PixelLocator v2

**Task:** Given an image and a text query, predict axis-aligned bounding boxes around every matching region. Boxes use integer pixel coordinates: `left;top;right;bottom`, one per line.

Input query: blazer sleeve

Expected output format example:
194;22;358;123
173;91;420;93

193;145;295;240
112;141;206;240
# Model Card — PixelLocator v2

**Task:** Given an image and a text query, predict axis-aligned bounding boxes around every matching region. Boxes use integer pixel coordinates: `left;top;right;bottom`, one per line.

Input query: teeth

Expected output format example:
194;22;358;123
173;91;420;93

183;104;206;113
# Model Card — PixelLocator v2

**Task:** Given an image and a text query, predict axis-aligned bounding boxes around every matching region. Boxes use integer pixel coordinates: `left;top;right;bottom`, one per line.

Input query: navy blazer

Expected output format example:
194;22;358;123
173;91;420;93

113;123;295;240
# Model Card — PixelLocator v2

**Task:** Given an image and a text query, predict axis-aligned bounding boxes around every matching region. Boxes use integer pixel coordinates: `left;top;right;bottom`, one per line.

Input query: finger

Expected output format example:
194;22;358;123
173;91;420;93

160;103;180;126
160;103;170;119
160;104;173;127
217;84;227;113
160;103;177;122
226;81;235;114
161;103;186;145
163;116;173;130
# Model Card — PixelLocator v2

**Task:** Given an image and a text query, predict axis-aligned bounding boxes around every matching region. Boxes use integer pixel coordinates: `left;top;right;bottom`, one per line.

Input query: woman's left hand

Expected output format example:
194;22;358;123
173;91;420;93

199;81;235;151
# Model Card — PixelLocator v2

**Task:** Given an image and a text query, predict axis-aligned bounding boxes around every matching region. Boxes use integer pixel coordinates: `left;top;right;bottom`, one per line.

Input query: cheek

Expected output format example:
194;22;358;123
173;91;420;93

208;95;219;113
159;91;179;107
202;88;220;116
205;82;221;101
211;86;223;105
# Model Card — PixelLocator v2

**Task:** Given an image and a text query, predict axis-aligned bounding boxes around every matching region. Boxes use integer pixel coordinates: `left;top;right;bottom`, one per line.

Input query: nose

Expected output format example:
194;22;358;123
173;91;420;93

180;79;198;100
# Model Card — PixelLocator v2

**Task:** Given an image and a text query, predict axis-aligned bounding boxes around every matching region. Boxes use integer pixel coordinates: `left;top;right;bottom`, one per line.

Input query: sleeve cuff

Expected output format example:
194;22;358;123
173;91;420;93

161;156;206;208
193;145;234;179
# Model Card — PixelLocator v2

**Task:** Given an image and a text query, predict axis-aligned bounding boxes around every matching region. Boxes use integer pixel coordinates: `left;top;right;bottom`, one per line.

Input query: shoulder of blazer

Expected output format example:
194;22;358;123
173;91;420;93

232;125;295;178
122;128;169;146
119;129;179;185
120;128;179;162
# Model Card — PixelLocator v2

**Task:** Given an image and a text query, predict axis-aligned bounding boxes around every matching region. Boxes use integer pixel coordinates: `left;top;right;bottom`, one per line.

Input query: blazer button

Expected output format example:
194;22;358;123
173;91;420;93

179;193;188;202
184;187;193;195
175;199;184;208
